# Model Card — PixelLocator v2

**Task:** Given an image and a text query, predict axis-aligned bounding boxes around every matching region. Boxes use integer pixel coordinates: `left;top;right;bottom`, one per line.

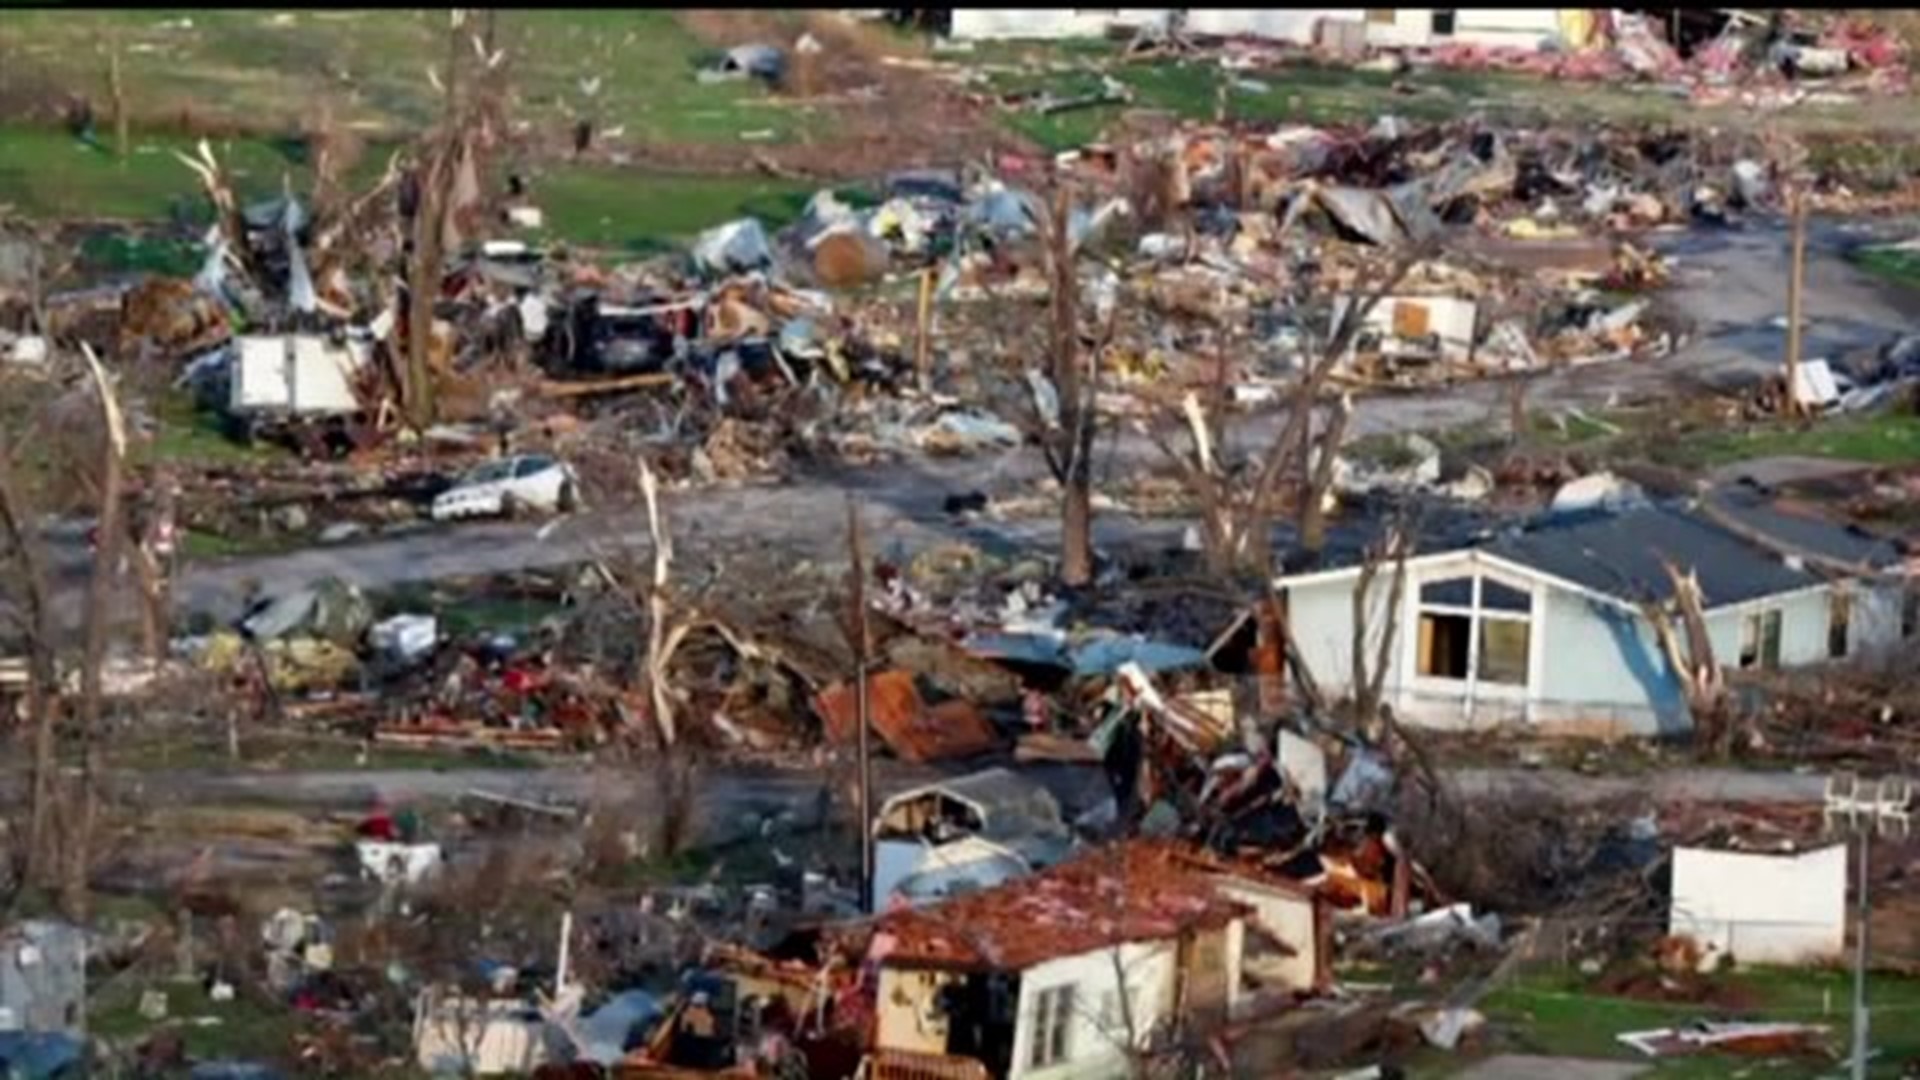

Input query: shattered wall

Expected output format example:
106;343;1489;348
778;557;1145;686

1701;585;1840;672
1208;878;1318;994
876;967;966;1056
1846;581;1908;659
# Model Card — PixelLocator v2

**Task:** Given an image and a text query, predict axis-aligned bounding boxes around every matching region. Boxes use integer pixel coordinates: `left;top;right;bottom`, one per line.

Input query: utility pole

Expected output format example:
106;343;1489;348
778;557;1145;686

1852;821;1869;1080
1784;191;1809;419
1824;773;1907;1080
846;496;874;913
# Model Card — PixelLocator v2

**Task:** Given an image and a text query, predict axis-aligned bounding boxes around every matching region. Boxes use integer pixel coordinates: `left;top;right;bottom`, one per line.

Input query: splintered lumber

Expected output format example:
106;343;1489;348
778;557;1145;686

537;373;676;399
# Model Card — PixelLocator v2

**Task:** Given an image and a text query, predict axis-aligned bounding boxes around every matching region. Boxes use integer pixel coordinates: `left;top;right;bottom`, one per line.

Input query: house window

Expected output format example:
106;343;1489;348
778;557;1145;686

1431;9;1458;36
1739;609;1783;671
1029;985;1076;1069
1416;573;1534;687
1829;591;1852;660
1417;611;1472;678
1904;590;1920;640
1478;619;1531;685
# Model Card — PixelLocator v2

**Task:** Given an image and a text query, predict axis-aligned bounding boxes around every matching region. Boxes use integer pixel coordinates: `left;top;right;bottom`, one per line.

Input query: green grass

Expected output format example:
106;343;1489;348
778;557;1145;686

530;164;822;254
140;387;280;466
92;975;308;1061
0;122;833;255
1479;967;1920;1078
1855;246;1920;290
78;229;207;276
1659;412;1920;468
179;528;300;561
0;10;809;144
0;125;383;221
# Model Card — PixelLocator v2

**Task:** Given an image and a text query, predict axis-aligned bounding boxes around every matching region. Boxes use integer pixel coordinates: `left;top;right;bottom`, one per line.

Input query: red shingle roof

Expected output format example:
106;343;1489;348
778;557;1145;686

870;839;1249;972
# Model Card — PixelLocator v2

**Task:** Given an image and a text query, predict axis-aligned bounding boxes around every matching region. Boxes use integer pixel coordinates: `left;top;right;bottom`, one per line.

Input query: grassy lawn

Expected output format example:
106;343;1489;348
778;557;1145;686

1854;245;1920;290
529;164;822;255
1478;966;1920;1078
139;388;283;467
0;122;836;255
91;974;309;1062
0;10;806;143
0;126;337;221
1657;412;1920;468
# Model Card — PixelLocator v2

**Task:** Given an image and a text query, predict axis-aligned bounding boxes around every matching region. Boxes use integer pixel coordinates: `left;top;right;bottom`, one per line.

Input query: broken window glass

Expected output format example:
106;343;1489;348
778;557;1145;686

1418;612;1472;679
1478;619;1530;685
1829;590;1851;660
1740;609;1783;670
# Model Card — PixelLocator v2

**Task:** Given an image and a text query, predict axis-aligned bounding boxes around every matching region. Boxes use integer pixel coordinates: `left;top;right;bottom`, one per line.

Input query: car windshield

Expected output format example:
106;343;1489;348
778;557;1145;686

462;461;514;485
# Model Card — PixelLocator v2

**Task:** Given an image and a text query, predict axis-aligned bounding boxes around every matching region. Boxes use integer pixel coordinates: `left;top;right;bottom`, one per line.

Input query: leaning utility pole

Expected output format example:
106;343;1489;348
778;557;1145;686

845;496;874;913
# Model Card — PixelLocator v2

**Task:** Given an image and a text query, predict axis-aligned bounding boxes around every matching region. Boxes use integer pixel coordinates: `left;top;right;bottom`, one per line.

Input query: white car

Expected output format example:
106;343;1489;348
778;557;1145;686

431;454;580;521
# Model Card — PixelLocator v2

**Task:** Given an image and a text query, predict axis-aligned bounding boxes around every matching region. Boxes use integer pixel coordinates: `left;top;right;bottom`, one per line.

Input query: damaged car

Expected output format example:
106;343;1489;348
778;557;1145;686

430;454;580;522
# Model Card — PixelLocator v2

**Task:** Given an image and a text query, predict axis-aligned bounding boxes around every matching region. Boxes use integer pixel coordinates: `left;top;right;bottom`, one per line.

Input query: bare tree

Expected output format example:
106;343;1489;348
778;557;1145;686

1147;244;1429;579
1026;180;1112;587
0;447;60;896
67;345;130;917
588;457;705;858
1347;521;1412;732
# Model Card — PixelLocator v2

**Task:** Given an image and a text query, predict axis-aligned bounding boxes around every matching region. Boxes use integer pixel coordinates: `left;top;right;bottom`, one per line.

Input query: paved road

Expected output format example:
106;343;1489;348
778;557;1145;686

72;760;1832;820
40;216;1920;626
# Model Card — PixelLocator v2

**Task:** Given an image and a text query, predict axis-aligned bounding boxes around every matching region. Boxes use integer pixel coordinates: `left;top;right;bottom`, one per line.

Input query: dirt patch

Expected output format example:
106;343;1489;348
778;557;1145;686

1595;966;1761;1010
656;11;1025;178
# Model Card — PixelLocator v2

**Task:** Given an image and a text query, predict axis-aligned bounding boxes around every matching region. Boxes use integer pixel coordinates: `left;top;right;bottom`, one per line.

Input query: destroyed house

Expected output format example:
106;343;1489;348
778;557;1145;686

865;840;1256;1080
1274;493;1910;736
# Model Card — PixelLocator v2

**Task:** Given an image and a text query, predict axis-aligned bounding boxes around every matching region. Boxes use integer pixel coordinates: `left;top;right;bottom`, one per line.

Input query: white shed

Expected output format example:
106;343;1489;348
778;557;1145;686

1669;843;1848;968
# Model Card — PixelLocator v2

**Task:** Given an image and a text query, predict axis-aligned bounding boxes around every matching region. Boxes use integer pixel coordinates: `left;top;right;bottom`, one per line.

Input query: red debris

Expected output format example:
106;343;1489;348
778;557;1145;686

870;839;1250;972
814;670;1000;763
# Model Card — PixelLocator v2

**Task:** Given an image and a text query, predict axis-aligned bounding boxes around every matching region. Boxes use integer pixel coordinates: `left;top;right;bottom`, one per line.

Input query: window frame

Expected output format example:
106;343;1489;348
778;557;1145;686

1739;608;1784;671
1028;984;1076;1070
1412;570;1536;693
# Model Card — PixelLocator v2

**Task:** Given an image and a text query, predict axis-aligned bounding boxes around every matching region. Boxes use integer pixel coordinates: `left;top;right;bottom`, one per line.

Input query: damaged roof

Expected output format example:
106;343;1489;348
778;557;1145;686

1280;490;1903;610
1486;493;1903;608
871;839;1248;973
